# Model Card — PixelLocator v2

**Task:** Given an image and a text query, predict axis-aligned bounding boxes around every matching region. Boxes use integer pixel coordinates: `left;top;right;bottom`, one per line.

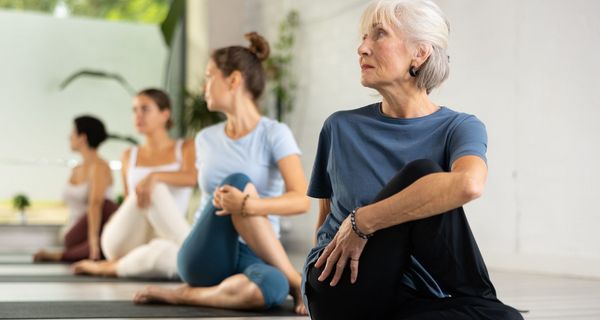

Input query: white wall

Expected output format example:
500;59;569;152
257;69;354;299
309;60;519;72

239;0;600;277
0;10;167;200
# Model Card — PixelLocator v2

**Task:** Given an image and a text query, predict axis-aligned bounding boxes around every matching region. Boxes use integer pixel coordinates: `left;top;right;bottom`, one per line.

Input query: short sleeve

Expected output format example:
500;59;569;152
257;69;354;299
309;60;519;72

307;120;333;199
448;115;488;167
269;122;301;163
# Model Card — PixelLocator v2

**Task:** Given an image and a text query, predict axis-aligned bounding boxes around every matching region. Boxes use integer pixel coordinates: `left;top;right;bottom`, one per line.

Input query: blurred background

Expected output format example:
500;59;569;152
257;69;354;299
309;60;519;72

1;0;599;279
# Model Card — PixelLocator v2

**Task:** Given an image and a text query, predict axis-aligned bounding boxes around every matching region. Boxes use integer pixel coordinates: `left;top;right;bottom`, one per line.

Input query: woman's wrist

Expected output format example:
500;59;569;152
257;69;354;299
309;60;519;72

243;197;260;216
351;207;374;239
356;206;379;235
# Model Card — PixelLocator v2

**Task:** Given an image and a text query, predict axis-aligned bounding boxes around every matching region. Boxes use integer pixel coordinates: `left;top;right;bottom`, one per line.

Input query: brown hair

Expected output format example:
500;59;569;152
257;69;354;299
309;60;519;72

137;88;173;129
211;32;270;100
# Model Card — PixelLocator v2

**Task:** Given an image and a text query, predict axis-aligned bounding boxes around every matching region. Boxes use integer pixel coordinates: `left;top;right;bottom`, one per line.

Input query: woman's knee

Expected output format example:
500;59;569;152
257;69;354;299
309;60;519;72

220;173;252;191
100;223;119;260
151;182;170;198
403;159;443;176
243;264;289;309
374;159;444;202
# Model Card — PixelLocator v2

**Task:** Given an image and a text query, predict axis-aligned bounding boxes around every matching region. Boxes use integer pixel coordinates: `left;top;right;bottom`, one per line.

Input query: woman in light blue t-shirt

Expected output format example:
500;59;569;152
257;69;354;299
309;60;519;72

133;32;310;315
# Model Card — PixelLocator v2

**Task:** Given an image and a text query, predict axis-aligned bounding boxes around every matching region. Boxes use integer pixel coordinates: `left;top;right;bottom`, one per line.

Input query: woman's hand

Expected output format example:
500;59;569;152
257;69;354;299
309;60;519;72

135;174;156;209
212;185;247;216
314;215;368;286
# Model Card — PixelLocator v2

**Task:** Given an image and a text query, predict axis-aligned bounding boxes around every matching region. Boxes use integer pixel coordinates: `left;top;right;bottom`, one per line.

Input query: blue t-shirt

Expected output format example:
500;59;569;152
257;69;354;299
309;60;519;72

194;117;301;238
303;103;487;300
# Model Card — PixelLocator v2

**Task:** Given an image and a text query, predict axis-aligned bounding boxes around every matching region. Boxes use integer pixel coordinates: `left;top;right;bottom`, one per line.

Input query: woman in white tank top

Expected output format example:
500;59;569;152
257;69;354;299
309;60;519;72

33;116;117;262
72;88;197;279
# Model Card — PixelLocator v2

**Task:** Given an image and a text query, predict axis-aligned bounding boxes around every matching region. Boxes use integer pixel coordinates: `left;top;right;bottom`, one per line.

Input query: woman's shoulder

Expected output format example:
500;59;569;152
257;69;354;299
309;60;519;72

323;103;379;128
195;121;226;141
94;158;111;171
259;117;291;133
441;106;485;127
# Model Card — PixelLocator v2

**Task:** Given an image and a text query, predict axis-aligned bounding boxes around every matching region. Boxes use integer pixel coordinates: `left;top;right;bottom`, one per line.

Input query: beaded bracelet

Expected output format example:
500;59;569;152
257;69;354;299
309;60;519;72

240;194;251;217
350;208;373;239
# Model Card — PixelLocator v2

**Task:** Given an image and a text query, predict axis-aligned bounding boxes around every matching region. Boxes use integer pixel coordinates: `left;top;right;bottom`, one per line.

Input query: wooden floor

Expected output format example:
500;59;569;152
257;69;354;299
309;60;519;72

1;253;599;319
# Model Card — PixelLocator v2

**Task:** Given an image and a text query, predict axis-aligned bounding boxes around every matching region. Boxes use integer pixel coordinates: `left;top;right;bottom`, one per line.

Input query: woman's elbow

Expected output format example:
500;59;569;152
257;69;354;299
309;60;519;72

300;196;311;213
292;194;311;214
462;175;485;202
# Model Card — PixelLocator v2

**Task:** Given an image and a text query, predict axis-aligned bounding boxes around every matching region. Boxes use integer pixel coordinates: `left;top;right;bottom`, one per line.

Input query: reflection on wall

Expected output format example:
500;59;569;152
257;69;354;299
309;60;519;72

0;10;167;201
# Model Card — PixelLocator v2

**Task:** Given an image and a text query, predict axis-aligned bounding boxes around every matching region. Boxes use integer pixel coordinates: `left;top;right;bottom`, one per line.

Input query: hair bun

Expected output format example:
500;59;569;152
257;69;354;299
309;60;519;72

245;32;270;62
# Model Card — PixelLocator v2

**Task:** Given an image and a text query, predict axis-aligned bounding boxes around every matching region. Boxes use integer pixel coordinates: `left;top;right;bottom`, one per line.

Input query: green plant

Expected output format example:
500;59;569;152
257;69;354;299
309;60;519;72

59;69;136;96
12;194;31;212
0;0;170;24
265;10;300;122
115;194;125;206
184;91;223;137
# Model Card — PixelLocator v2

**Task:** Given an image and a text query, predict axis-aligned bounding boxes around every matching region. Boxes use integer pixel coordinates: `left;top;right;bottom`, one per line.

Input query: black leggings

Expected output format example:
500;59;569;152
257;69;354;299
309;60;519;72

306;159;523;320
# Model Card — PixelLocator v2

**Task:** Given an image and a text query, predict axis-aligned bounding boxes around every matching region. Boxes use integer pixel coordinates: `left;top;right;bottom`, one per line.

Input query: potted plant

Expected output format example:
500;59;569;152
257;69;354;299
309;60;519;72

12;193;31;225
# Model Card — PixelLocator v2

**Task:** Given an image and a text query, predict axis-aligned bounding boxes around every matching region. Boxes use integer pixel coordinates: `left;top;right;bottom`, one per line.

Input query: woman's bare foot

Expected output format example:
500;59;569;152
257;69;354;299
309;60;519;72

133;285;184;305
32;250;63;262
290;284;307;315
71;259;117;277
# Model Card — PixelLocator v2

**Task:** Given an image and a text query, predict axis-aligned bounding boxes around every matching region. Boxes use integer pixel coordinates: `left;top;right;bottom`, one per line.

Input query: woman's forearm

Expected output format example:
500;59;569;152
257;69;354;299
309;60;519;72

359;171;482;234
86;202;102;245
246;191;310;216
151;171;197;187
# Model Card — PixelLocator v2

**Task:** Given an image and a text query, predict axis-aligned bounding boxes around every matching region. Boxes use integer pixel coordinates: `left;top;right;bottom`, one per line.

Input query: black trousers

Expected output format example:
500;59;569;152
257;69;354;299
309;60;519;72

306;159;523;320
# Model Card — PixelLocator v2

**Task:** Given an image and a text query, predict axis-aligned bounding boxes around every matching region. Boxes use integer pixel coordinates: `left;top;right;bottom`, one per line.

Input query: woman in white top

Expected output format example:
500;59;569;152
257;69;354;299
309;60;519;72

133;33;309;315
34;115;116;262
72;88;197;279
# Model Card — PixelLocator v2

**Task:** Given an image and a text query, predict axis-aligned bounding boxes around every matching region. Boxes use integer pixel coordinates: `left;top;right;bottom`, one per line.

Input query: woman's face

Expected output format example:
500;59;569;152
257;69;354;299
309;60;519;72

357;22;413;89
132;94;170;134
69;126;85;152
204;59;232;112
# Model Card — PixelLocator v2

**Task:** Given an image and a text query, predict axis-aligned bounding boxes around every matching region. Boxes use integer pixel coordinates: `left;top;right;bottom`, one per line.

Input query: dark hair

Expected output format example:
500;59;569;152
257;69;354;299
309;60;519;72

211;32;270;100
74;115;108;149
137;88;173;129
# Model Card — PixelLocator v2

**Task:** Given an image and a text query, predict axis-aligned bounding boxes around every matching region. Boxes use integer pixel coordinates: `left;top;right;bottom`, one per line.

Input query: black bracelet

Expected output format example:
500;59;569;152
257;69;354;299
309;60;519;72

240;194;250;216
350;208;373;239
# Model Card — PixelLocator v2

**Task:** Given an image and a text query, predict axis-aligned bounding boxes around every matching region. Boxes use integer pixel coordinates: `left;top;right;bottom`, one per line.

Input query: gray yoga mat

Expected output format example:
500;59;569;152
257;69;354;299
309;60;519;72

0;274;181;283
0;300;300;318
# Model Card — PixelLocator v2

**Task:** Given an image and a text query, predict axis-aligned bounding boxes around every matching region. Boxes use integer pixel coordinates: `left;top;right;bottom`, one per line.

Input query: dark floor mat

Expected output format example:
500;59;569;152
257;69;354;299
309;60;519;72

0;300;300;318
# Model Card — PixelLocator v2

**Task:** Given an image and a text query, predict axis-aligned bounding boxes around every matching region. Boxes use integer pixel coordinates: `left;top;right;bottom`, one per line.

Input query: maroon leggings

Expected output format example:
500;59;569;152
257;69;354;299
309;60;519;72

61;199;119;262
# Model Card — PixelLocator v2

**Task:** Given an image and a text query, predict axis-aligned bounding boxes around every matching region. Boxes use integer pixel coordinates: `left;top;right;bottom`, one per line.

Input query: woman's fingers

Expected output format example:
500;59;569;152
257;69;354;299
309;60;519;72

318;247;341;282
215;209;230;216
329;254;348;286
315;237;336;268
349;258;360;284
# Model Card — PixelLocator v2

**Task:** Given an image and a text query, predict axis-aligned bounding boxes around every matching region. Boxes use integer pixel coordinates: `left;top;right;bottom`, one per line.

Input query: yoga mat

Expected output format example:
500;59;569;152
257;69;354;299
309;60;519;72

0;300;300;318
0;274;182;283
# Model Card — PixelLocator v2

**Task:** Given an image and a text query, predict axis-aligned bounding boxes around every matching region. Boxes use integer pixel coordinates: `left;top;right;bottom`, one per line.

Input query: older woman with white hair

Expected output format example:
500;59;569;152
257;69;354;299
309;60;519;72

302;0;523;319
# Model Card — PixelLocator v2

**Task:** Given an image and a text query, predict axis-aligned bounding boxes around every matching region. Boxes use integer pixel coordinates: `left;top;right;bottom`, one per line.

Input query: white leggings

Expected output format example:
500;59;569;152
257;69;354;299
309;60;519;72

101;183;190;279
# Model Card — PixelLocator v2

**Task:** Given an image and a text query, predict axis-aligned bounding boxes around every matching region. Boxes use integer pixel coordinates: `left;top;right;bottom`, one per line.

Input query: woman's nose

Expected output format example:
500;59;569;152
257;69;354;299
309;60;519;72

357;40;371;57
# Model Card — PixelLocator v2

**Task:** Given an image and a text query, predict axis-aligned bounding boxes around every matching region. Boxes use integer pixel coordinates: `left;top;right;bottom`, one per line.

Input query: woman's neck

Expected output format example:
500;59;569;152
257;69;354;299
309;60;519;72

378;83;438;118
224;96;262;139
143;129;173;150
79;147;99;164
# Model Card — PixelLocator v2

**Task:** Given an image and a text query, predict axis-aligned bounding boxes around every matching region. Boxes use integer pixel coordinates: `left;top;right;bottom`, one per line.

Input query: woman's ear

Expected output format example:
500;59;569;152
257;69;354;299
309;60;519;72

228;70;243;91
162;108;171;127
413;43;432;68
78;133;89;147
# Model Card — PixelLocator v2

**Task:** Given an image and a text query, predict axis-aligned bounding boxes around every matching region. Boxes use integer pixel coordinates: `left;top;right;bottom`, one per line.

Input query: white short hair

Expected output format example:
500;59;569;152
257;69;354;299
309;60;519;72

360;0;450;93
